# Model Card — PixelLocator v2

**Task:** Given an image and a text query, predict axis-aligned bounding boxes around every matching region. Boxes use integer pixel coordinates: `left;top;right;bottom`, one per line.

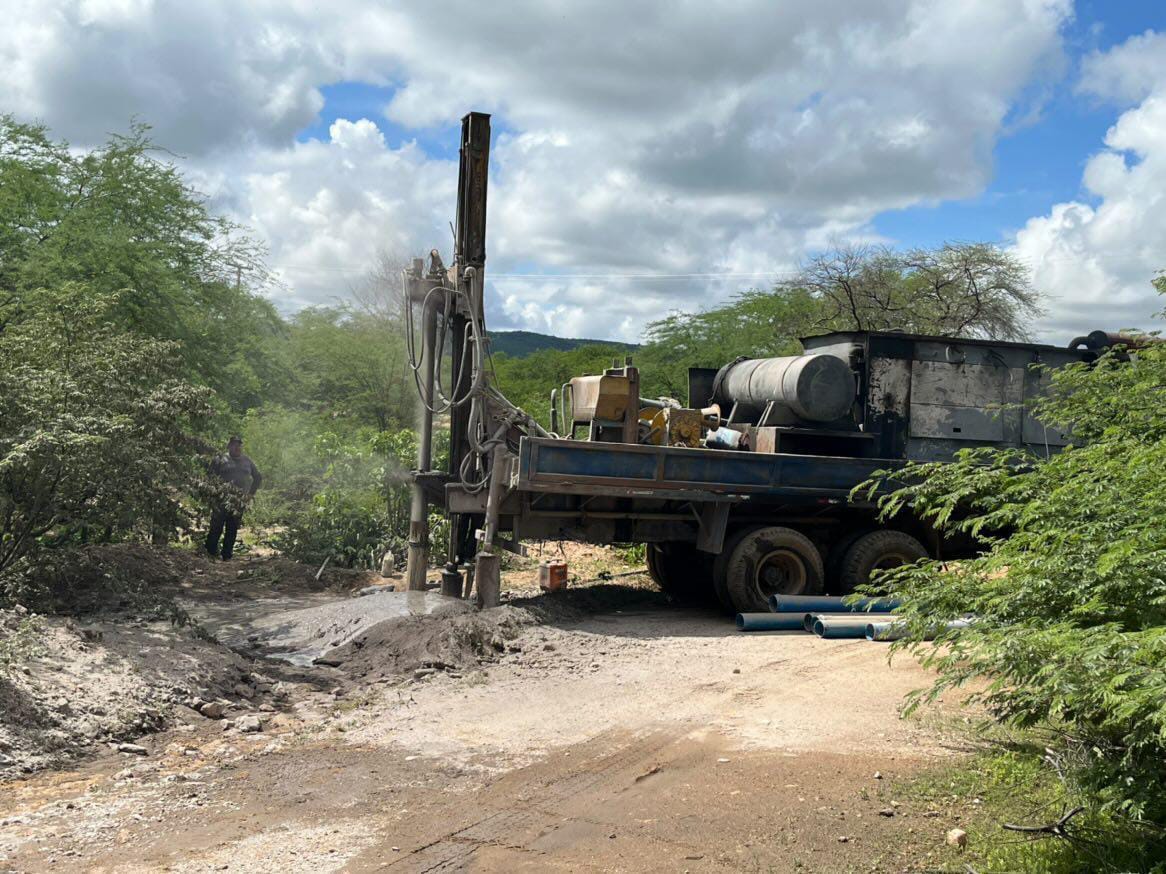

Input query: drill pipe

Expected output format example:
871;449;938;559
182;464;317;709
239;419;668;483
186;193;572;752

768;594;900;613
736;613;808;631
813;616;879;639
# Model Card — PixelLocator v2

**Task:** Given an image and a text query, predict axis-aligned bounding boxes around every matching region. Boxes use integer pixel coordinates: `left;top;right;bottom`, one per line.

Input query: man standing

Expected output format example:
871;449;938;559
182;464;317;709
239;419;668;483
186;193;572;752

206;436;262;561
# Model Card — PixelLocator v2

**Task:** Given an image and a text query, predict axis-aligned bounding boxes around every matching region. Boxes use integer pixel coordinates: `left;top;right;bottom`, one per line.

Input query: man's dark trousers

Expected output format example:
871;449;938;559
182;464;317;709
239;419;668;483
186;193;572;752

206;507;242;560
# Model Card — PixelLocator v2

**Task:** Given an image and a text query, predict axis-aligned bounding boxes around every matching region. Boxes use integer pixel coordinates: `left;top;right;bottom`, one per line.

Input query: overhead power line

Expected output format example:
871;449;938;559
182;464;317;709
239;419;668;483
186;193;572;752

268;263;799;281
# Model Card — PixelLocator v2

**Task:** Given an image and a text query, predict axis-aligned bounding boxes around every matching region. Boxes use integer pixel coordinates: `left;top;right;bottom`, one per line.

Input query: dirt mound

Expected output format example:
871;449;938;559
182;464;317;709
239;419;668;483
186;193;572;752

329;603;536;681
324;582;669;682
205;590;472;667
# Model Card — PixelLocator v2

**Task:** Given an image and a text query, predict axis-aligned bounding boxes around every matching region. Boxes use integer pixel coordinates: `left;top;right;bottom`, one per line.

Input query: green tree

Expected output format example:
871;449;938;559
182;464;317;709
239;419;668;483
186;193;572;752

0;286;212;598
0;116;290;414
786;243;1042;340
857;280;1166;842
287;306;414;431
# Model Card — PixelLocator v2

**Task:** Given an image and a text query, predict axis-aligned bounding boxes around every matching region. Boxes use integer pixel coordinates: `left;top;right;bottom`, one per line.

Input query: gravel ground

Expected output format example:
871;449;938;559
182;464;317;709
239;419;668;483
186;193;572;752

0;545;968;872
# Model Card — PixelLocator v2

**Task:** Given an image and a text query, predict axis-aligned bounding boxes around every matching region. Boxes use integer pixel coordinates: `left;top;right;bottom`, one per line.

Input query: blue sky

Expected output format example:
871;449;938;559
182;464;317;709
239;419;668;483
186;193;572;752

876;2;1164;249
297;83;462;159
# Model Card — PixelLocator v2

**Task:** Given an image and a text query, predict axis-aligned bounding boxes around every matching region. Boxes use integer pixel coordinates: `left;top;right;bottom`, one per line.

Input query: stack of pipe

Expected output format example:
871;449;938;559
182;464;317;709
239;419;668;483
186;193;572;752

735;594;972;642
736;594;899;637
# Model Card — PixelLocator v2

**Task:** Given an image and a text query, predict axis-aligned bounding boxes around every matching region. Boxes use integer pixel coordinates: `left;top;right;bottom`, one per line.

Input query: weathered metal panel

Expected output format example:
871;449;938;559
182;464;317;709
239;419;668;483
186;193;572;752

662;453;773;487
909;404;1005;441
910;361;1006;407
1021;368;1072;447
868;358;911;418
867;352;911;458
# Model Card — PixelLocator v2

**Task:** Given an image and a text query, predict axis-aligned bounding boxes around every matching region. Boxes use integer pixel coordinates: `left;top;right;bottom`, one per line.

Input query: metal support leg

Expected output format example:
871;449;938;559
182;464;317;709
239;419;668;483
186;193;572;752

473;444;509;609
406;296;438;592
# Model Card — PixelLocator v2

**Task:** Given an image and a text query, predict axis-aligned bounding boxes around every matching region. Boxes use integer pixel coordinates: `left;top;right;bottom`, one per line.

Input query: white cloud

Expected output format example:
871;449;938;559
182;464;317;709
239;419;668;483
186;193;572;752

1015;30;1166;337
196;119;456;311
1;0;1075;338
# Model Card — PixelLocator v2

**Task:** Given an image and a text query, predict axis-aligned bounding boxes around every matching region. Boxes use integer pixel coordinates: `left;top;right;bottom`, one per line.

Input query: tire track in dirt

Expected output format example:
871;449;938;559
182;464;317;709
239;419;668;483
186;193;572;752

374;729;684;872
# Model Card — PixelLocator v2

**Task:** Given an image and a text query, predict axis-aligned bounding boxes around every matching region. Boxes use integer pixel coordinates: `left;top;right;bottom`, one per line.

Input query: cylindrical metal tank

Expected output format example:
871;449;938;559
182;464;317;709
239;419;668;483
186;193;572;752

713;354;854;422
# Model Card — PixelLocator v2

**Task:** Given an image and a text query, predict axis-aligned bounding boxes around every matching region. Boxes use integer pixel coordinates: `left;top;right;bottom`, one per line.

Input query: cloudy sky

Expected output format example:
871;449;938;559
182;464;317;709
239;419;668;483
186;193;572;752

3;0;1165;342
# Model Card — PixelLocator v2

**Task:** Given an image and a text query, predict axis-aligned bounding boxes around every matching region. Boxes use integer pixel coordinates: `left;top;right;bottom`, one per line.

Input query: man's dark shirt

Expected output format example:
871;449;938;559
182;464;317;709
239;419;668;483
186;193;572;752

211;452;262;496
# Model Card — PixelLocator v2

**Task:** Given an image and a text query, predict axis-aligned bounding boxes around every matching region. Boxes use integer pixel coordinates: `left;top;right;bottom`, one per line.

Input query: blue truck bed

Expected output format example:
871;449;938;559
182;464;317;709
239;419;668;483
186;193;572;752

516;437;900;503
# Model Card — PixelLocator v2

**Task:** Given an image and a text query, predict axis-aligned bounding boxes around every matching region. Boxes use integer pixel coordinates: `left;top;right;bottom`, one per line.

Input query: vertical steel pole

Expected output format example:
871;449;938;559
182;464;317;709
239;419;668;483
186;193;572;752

441;308;469;596
446;111;491;599
473;443;507;609
406;293;438;592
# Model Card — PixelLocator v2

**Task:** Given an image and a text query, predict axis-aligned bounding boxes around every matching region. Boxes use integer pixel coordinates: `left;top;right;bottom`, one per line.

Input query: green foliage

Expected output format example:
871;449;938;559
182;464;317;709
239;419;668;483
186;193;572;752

0;115;290;415
261;420;447;569
856;314;1166;835
287;306;414;430
613;542;647;565
0;285;213;599
902;744;1162;873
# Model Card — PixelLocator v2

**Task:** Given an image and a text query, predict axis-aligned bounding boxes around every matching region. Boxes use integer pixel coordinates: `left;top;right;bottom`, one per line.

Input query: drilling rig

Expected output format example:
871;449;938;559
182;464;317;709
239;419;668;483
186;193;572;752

402;112;549;608
405;111;1128;615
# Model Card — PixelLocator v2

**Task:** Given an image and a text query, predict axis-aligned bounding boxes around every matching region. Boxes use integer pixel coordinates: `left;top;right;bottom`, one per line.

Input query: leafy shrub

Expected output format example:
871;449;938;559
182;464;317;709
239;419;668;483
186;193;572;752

0;613;44;669
857;315;1166;831
265;425;448;569
3;545;192;620
613;543;647;565
0;286;213;604
272;487;397;569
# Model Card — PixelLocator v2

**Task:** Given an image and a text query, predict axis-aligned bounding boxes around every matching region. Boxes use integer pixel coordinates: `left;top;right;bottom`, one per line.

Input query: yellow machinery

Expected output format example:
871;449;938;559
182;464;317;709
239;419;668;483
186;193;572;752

556;360;719;448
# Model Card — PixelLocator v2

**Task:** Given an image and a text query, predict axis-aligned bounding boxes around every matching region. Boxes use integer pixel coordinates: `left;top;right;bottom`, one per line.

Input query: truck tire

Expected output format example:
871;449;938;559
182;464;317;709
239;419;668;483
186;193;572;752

825;527;874;593
725;526;824;613
645;543;668;588
711;526;761;615
647;543;715;604
837;530;927;593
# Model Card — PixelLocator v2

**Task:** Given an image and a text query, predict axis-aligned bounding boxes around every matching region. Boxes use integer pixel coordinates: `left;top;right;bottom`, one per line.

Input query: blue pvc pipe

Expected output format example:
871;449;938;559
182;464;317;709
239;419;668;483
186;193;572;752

813;616;874;638
866;620;902;641
802;611;881;632
769;594;901;614
736;613;807;631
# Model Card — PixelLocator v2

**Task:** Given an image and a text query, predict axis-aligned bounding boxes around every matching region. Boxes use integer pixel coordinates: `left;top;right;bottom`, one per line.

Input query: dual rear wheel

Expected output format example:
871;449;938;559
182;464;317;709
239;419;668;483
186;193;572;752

648;527;927;614
651;526;927;614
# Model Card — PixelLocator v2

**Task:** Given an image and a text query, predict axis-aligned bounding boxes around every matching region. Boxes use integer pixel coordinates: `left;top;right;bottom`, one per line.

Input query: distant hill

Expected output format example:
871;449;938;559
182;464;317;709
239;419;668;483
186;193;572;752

490;330;638;358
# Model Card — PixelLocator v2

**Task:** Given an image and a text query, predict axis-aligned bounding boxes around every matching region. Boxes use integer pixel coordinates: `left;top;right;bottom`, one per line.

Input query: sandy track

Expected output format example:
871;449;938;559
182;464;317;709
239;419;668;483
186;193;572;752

346;607;945;770
0;586;965;872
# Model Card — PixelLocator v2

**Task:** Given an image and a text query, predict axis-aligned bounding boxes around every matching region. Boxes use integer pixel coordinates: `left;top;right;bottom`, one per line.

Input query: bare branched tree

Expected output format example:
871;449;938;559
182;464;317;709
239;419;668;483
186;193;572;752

350;248;412;324
785;243;1044;341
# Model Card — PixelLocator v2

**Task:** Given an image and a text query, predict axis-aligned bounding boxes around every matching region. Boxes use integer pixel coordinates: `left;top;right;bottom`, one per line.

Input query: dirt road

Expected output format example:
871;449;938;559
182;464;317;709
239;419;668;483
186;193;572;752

0;557;966;872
